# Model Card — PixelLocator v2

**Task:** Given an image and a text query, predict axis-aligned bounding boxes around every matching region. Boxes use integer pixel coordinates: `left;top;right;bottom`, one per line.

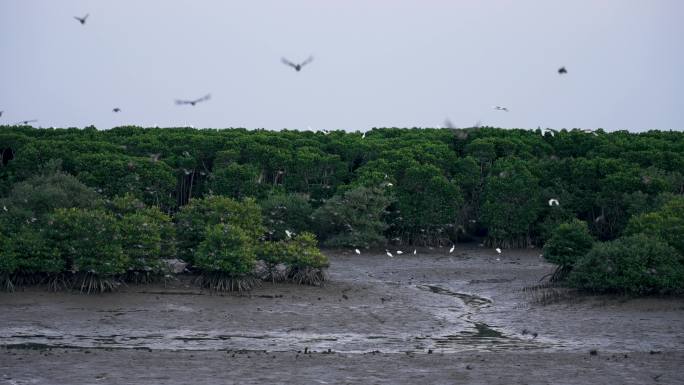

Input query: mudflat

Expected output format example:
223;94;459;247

2;246;683;384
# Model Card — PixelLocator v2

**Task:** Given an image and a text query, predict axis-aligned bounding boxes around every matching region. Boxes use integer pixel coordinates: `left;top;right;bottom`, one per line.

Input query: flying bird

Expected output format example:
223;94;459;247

355;249;361;255
281;56;314;72
15;119;37;125
175;94;211;106
494;106;509;112
558;66;567;75
548;198;560;206
74;14;89;25
112;108;121;113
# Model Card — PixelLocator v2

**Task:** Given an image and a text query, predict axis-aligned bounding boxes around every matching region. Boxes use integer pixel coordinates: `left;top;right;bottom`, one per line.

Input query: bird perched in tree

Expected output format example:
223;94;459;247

175;94;211;106
74;14;89;25
558;66;567;75
548;198;560;206
494;106;509;112
112;108;121;113
281;56;314;72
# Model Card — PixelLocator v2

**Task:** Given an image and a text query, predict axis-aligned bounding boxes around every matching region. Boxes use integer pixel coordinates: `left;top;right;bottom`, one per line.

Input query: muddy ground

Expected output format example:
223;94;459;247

1;245;683;384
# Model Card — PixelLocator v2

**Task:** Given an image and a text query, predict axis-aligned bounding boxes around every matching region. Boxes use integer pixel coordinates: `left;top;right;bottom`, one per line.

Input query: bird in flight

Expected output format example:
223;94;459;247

558;66;567;75
74;14;89;25
494;106;509;112
112;107;121;113
281;56;314;72
175;94;211;106
15;119;37;125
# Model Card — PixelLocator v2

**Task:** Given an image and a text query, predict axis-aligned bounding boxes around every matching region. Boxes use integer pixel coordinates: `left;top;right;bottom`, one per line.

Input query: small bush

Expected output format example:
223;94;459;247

194;224;258;291
283;232;329;286
569;234;684;294
543;219;594;267
175;196;265;264
255;241;288;282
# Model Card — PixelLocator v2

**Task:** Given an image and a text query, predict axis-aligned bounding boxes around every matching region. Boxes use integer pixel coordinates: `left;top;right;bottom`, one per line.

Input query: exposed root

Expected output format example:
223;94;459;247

43;273;72;292
74;273;121;294
125;270;162;284
0;273;15;292
195;272;259;292
288;266;327;286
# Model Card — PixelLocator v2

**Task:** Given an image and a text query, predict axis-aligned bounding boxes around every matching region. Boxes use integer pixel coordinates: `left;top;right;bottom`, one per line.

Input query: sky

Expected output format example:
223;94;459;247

1;0;682;132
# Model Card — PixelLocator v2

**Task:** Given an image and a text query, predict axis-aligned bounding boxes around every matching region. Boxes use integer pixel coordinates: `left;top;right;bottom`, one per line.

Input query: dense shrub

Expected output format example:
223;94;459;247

260;193;314;241
193;224;257;291
569;234;684;294
313;186;391;247
209;163;263;199
624;196;684;257
0;169;102;233
108;195;176;281
175;196;264;264
49;208;127;293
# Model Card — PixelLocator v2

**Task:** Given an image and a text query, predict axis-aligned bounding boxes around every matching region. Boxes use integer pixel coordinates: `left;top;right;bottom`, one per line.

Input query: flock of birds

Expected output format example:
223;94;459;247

0;13;570;129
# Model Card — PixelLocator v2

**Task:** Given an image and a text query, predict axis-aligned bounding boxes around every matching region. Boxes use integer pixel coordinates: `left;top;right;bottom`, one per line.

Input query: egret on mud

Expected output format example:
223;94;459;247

449;245;455;253
355;249;361;255
496;248;502;254
386;250;393;258
413;249;417;255
396;251;403;255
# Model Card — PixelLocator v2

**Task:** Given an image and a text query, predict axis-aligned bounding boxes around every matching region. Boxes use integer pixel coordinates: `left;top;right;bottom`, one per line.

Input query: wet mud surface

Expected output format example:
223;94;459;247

2;245;684;384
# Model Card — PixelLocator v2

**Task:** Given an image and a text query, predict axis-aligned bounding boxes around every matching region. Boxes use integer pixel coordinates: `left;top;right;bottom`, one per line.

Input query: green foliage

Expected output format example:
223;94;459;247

283;232;329;269
49;208;127;277
209;163;263;199
0;170;102;233
313;186;391;247
260;193;314;241
624;196;684;256
175;195;265;263
481;158;540;247
194;224;256;275
543;219;594;267
393;162;463;244
569;234;684;294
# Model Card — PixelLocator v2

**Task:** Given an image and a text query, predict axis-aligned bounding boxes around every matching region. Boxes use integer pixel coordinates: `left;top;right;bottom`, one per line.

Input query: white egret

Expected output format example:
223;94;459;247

548;199;560;206
386;250;393;258
355;249;361;255
396;251;403;255
496;248;502;254
449;245;455;253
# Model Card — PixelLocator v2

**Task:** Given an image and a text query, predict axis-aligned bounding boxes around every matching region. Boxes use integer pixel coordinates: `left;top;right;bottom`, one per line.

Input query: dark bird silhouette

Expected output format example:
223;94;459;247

175;94;211;106
281;56;314;72
74;14;89;25
494;106;509;112
558;66;567;75
15;119;37;125
0;111;3;117
112;108;121;113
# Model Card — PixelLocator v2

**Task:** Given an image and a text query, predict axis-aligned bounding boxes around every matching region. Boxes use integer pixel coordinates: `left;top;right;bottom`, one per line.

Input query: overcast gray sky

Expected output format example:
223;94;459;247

1;0;682;132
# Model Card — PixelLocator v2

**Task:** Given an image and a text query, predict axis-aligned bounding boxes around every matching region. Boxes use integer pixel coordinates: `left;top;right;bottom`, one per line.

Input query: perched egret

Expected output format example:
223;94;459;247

355;249;361;255
396;250;403;255
548;199;560;206
285;230;293;239
449;245;455;253
413;249;417;255
496;248;502;254
2;205;7;212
